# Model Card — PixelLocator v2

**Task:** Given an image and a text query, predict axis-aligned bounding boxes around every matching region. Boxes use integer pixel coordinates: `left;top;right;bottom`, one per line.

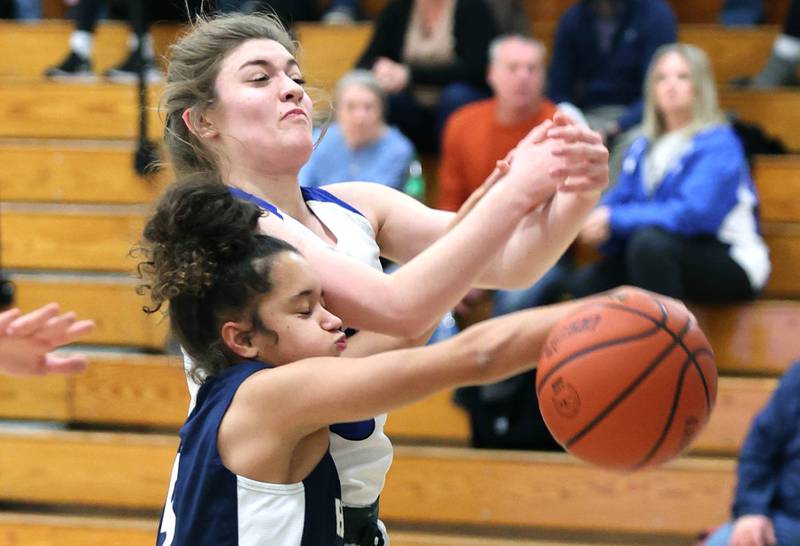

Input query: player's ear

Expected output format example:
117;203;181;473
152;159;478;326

182;107;219;139
221;321;258;359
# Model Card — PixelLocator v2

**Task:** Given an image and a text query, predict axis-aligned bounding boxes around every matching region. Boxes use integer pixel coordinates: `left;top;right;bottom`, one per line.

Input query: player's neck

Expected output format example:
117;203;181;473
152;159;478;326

225;168;309;222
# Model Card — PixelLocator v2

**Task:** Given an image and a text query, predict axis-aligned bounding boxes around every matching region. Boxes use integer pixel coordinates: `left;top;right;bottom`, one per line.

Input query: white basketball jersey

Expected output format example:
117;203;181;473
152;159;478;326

183;187;393;514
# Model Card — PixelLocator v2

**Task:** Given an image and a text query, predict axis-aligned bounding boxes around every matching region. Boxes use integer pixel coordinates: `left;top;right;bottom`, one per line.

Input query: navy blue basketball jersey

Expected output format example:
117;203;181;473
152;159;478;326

157;360;344;546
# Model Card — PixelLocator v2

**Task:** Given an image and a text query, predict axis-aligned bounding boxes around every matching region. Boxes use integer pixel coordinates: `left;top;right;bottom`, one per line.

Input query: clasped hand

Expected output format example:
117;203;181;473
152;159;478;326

492;112;609;209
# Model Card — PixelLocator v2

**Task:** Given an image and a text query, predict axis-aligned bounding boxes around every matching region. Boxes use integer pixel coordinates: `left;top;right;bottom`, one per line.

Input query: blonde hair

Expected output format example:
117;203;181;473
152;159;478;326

161;13;296;180
641;43;727;141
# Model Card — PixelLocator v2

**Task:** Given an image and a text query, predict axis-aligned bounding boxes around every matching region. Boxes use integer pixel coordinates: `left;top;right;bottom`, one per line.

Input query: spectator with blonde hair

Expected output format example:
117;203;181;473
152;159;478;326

567;43;771;302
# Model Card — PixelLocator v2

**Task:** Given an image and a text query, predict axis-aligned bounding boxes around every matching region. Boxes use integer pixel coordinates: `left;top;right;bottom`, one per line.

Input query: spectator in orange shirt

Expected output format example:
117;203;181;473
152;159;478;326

439;35;573;452
437;34;557;212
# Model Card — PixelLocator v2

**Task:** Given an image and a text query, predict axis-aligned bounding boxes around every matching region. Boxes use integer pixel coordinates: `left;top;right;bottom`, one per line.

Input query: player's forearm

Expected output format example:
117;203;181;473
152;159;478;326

373;182;539;337
477;189;601;289
444;297;592;385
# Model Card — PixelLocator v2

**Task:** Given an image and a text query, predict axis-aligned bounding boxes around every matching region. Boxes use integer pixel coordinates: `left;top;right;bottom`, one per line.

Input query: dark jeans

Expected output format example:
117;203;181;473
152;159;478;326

75;0;150;34
387;82;490;153
786;0;800;38
568;227;757;302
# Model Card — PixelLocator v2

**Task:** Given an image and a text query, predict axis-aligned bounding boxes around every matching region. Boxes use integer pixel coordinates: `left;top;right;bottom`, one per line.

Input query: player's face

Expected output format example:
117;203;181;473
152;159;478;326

207;39;314;172
337;84;384;148
251;252;346;365
488;40;545;111
652;52;695;119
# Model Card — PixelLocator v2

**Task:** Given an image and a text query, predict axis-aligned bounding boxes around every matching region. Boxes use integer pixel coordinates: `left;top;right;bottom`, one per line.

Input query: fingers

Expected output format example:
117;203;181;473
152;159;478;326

484;160;510;187
557;178;607;193
63;319;96;343
6;303;61;337
41;353;90;375
552;140;609;162
551;110;576;127
764;522;777;546
0;308;21;334
547;124;603;145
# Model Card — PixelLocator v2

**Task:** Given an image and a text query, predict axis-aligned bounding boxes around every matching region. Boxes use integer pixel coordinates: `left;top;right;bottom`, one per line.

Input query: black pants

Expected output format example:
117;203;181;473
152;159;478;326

568;227;757;303
75;0;150;34
786;0;800;38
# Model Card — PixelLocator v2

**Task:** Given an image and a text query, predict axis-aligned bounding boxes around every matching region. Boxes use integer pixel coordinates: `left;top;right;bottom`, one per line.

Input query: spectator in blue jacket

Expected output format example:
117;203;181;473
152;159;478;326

567;44;771;302
299;70;415;190
547;0;677;142
703;362;800;546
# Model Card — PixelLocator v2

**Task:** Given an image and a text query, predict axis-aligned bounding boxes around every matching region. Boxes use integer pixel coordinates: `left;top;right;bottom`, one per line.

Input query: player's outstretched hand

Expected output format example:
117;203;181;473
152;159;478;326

0;303;95;376
545;112;609;195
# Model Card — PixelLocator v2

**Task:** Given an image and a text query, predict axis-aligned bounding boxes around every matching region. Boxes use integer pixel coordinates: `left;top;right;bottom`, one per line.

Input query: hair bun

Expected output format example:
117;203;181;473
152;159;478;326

138;179;263;308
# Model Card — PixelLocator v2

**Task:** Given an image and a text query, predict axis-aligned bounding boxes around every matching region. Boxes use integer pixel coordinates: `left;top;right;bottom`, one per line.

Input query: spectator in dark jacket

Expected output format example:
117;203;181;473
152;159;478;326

356;0;497;152
547;0;676;141
703;363;800;546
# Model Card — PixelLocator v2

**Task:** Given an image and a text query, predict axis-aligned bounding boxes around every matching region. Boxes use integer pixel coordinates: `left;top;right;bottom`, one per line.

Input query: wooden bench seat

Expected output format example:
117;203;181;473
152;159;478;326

0;427;734;538
719;89;800;151
0;204;145;271
0;512;659;546
0;81;162;140
10;274;168;349
0;140;169;204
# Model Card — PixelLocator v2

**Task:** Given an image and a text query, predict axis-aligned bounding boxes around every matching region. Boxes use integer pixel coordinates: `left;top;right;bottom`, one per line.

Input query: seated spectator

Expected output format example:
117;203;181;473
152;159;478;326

547;0;676;142
734;0;800;87
437;35;555;211
567;43;771;302
438;35;568;452
44;0;164;83
700;362;800;546
299;70;415;191
356;0;498;152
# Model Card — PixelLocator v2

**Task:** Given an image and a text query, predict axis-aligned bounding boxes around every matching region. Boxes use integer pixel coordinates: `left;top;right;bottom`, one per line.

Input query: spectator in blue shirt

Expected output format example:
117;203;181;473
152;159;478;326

567;44;770;302
702;362;800;546
547;0;676;141
300;70;415;190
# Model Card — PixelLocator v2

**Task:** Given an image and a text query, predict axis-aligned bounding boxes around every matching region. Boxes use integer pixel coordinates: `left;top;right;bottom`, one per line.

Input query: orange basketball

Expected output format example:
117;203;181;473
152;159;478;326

536;288;717;471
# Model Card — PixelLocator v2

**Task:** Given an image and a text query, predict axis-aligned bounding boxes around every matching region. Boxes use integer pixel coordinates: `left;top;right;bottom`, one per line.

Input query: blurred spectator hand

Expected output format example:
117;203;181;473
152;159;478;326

0;303;95;376
731;515;777;546
373;57;409;93
579;206;611;245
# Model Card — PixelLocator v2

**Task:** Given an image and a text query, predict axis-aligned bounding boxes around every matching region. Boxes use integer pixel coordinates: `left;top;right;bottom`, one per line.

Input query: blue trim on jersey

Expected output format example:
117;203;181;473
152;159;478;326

229;187;283;219
228;186;366;220
157;360;343;546
301;187;366;218
330;419;376;441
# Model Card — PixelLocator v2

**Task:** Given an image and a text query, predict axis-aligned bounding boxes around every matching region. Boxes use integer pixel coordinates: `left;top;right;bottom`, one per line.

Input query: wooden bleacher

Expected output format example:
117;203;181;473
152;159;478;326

1;16;799;546
0;354;778;457
0;425;735;542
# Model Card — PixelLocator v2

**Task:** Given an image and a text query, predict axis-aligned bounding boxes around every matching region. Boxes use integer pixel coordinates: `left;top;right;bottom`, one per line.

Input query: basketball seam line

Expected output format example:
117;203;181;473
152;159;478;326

535;299;668;395
563;317;692;451
631;353;695;470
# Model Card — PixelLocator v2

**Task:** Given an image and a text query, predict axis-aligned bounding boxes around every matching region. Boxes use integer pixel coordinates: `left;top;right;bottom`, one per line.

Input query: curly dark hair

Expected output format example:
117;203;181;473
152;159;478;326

136;178;296;381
